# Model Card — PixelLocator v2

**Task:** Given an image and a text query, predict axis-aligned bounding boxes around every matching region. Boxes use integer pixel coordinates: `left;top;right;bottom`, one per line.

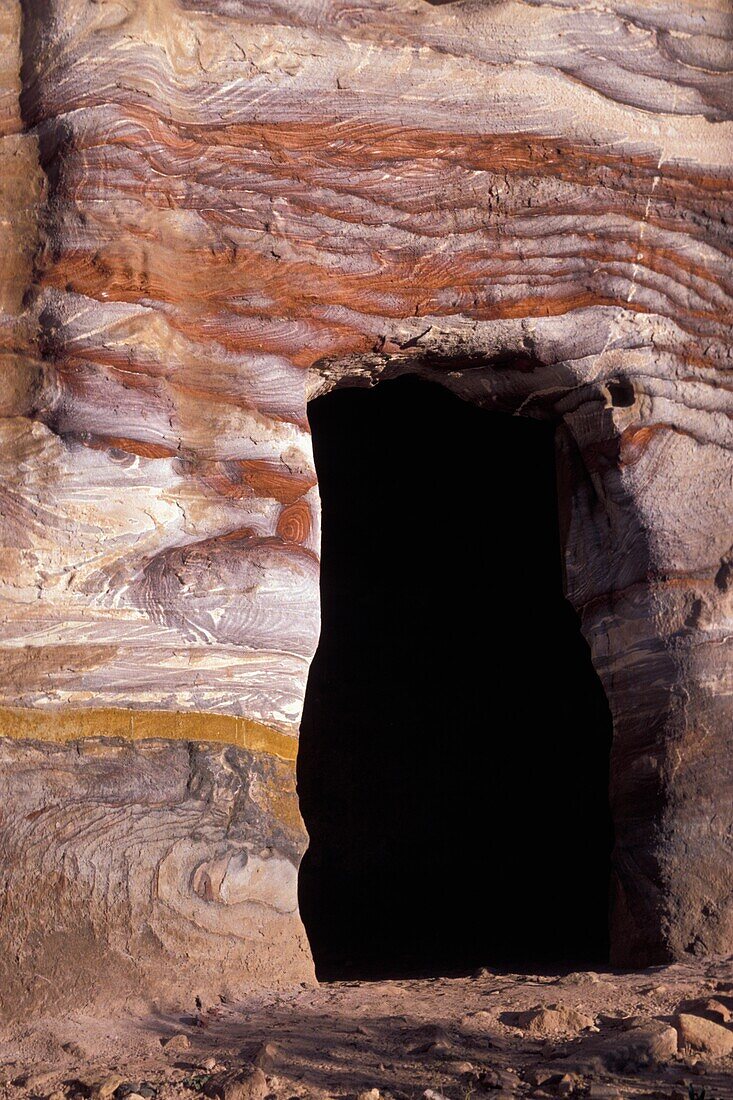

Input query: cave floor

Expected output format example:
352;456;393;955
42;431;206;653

2;959;732;1100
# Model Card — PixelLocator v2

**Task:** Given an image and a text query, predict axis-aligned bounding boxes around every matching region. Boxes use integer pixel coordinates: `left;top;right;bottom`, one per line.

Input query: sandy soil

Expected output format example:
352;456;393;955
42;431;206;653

1;959;732;1100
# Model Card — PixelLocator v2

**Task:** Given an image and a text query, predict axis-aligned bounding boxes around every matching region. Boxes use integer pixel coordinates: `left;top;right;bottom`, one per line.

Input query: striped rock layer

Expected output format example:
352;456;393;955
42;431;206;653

0;0;731;1015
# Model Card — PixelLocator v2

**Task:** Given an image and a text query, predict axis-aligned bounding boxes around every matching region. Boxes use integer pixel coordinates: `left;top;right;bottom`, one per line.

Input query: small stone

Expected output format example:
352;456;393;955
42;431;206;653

94;1076;125;1100
596;1012;628;1026
201;1059;219;1072
204;1066;268;1100
423;1092;449;1100
18;1071;59;1091
161;1033;191;1052
470;1068;520;1092
634;1020;679;1063
524;1069;555;1087
601;1018;678;1070
516;1006;595;1037
703;999;731;1024
122;1094;146;1100
473;1068;502;1090
62;1043;87;1059
558;972;601;986
587;1086;621;1100
356;1091;380;1100
676;1013;733;1058
680;998;732;1025
555;1074;581;1098
47;1092;67;1100
565;1058;606;1077
460;1009;497;1031
409;1029;454;1059
452;1062;474;1075
251;1042;279;1072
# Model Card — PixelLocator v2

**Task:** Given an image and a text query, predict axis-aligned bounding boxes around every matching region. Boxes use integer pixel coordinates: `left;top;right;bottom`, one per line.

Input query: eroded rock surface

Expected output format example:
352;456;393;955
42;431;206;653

0;736;313;1019
0;0;731;1011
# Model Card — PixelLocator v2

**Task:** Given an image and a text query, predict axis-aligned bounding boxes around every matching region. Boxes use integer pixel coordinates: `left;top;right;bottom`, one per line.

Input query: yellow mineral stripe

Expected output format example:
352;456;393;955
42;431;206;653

0;706;298;761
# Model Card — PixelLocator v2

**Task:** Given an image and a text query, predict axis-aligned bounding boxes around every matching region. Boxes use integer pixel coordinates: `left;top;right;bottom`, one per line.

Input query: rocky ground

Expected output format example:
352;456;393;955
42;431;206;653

1;960;732;1100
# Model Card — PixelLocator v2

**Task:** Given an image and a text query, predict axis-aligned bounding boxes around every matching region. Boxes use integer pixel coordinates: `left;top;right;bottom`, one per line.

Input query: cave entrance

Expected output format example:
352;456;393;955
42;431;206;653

298;375;613;980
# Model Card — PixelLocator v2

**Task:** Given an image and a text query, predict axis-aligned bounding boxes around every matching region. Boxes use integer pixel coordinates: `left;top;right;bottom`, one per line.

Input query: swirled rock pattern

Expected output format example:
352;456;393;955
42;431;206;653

0;0;731;1013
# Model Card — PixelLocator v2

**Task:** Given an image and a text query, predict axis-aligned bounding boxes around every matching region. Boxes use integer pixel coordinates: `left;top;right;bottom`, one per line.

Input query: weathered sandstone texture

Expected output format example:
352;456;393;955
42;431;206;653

0;0;731;1014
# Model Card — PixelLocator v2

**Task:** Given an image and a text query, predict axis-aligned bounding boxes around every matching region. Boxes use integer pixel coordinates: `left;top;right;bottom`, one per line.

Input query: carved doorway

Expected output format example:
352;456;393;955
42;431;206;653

298;375;613;979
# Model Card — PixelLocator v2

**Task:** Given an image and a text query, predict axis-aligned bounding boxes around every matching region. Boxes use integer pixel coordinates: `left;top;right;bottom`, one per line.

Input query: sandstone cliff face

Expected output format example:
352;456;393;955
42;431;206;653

0;0;731;1015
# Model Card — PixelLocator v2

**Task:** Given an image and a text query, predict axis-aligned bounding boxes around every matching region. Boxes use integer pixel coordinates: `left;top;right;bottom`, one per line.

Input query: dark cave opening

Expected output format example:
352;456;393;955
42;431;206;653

298;375;613;980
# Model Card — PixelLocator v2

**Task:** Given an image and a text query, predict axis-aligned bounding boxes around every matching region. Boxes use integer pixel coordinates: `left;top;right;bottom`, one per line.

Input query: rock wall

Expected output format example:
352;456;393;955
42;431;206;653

0;0;731;1015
